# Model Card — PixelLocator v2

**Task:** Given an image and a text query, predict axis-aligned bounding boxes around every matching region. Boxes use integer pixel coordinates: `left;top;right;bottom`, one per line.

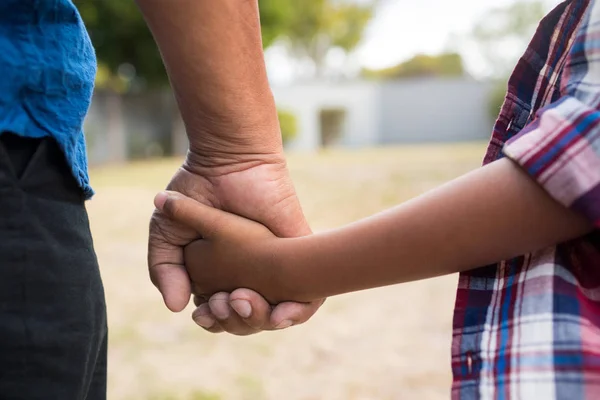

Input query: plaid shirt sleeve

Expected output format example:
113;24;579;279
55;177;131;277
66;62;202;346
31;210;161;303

503;0;600;226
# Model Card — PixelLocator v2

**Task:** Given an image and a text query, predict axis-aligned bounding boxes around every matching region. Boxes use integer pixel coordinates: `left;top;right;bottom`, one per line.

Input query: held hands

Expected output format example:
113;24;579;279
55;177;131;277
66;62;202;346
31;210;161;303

148;159;324;335
141;0;324;335
154;190;292;304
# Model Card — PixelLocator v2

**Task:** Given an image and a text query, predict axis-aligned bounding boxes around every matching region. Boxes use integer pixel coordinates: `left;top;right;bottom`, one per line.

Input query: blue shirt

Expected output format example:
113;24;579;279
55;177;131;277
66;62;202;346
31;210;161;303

0;0;96;198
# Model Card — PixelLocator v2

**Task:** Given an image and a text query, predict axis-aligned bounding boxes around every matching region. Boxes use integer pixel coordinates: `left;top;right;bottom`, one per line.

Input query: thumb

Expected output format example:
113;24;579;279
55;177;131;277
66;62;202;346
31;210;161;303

154;191;230;239
148;209;194;313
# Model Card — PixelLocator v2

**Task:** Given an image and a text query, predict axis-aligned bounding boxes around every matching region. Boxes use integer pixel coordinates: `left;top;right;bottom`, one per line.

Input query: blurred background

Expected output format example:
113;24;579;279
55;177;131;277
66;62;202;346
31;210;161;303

73;0;558;398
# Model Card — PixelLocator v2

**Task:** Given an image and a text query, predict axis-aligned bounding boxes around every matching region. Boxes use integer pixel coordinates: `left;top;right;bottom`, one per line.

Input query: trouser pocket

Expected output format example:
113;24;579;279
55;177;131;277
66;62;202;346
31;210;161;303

0;132;42;180
0;132;84;203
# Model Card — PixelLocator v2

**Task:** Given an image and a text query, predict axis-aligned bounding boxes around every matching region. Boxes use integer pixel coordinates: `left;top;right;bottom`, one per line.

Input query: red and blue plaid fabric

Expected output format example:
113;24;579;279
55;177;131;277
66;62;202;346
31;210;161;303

452;0;600;398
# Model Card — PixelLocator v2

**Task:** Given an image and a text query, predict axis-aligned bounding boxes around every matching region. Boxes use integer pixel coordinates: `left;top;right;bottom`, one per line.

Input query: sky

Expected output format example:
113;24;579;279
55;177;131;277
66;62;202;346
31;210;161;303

266;0;560;82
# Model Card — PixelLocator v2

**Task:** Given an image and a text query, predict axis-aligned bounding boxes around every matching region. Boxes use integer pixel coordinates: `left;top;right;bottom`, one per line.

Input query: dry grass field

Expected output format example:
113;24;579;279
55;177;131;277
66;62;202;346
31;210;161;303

87;143;487;400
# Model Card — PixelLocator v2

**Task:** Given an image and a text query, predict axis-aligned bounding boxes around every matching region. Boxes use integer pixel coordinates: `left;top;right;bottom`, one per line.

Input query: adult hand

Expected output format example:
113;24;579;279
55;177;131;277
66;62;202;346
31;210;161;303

148;153;324;335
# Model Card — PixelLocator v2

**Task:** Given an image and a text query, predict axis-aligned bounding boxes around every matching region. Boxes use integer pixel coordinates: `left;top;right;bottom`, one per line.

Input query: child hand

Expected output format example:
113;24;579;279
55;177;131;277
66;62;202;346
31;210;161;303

154;191;290;304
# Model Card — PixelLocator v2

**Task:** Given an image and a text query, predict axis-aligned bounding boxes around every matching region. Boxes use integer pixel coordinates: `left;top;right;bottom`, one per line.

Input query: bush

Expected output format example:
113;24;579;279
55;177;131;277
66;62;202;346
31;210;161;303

277;109;298;144
487;79;509;122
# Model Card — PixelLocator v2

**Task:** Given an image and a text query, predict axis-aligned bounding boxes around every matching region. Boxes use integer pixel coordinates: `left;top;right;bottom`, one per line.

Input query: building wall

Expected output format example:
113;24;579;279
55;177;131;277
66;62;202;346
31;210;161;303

84;91;177;165
272;81;381;150
379;78;494;143
83;78;495;165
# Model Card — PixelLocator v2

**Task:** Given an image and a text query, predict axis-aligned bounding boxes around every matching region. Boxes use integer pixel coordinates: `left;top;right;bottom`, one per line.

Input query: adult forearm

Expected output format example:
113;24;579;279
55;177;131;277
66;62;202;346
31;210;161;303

136;0;282;158
280;159;592;301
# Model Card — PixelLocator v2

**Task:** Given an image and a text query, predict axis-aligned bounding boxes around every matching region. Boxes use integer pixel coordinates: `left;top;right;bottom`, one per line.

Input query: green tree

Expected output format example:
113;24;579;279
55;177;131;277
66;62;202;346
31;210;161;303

75;0;373;85
74;0;370;151
471;0;546;78
363;52;465;80
74;0;306;157
259;0;294;49
274;0;375;76
469;0;547;119
75;0;166;90
74;0;302;89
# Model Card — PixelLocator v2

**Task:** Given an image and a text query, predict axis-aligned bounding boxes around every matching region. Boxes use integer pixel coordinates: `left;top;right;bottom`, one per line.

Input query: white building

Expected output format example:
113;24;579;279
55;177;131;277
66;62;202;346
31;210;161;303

84;77;495;165
272;77;494;150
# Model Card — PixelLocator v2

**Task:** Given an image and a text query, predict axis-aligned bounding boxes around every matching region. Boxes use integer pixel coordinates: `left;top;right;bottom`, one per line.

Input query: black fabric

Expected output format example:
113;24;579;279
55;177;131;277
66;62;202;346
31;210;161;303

0;133;107;400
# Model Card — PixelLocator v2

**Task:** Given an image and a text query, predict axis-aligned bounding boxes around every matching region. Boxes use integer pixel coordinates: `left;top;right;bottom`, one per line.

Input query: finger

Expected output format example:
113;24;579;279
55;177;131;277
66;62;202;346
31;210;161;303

229;288;273;330
147;231;192;312
154;191;233;239
193;294;210;307
269;298;326;330
207;292;259;336
191;302;225;334
148;262;192;312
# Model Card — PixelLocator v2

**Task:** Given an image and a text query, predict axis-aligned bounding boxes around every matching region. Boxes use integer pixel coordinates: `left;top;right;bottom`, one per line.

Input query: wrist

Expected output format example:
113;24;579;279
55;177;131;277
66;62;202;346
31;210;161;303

255;238;291;303
267;237;314;303
183;101;283;167
184;146;285;177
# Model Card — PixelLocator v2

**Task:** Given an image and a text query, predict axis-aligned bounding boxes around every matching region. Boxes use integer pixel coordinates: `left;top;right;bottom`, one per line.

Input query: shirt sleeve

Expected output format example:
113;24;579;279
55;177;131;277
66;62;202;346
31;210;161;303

503;1;600;227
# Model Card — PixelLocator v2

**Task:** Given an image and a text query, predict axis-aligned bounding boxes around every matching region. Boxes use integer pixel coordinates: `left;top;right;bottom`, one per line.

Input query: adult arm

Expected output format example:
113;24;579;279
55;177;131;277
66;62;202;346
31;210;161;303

140;0;322;334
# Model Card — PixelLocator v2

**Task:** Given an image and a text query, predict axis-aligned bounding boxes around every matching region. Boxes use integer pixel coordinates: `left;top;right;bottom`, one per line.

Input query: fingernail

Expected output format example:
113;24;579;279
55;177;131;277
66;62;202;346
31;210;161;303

230;300;252;319
154;191;168;210
193;314;215;329
210;299;231;320
274;320;293;330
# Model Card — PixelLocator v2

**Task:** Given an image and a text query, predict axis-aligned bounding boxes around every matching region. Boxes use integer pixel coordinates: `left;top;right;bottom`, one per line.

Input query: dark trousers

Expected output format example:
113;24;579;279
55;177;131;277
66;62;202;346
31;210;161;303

0;133;107;400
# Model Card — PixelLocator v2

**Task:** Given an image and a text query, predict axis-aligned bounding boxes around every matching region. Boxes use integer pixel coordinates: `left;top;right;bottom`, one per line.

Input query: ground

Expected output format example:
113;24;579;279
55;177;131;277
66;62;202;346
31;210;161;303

88;143;487;400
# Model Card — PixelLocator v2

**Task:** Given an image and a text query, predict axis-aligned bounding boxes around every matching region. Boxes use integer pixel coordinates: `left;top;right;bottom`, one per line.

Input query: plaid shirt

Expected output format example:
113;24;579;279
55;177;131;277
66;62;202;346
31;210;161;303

452;0;600;398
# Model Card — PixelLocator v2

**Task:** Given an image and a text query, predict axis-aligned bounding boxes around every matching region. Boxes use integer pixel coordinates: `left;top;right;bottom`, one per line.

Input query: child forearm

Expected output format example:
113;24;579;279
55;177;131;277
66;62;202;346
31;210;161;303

278;158;592;302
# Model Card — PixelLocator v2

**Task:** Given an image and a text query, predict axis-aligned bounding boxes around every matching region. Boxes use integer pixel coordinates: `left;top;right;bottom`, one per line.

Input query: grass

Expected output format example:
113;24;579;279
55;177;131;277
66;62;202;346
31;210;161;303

146;390;223;400
87;142;486;400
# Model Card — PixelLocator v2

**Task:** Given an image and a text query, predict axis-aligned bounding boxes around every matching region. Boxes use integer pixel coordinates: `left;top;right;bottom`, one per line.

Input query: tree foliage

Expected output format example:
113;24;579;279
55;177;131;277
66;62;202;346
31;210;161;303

469;0;547;119
74;0;374;88
363;52;465;80
471;0;546;78
277;0;374;74
74;0;166;89
258;0;294;49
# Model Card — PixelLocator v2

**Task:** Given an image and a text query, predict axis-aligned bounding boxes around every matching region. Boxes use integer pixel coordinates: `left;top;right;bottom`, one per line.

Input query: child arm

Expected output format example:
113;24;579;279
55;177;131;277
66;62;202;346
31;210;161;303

281;0;600;302
275;158;590;302
155;157;591;304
